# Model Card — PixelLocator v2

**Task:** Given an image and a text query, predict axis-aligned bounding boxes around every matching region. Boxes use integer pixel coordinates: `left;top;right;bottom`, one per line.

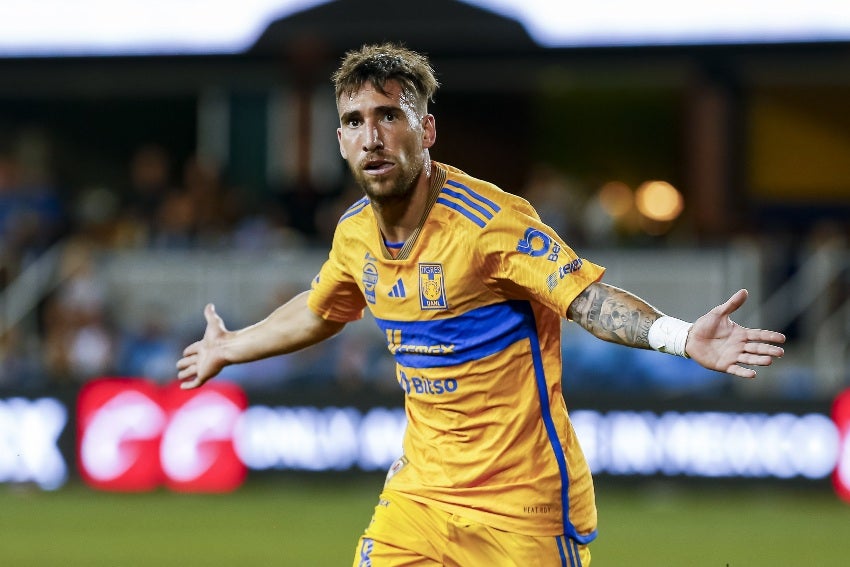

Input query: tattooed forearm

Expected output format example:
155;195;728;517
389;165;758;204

587;293;605;328
567;282;661;348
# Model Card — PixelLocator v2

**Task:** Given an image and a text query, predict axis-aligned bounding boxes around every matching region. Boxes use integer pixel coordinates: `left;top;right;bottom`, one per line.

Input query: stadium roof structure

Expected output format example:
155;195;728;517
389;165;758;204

248;0;543;60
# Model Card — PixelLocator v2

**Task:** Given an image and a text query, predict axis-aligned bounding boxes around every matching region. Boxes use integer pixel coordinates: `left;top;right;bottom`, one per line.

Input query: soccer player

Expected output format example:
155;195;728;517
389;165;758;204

176;43;786;566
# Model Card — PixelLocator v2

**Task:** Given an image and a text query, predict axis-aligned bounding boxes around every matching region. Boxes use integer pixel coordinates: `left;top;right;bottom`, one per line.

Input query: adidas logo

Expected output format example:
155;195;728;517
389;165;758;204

388;278;406;298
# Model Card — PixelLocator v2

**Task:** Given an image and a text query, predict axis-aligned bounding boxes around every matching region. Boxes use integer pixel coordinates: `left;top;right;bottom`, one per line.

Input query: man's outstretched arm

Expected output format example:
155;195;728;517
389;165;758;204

567;282;785;378
176;290;346;390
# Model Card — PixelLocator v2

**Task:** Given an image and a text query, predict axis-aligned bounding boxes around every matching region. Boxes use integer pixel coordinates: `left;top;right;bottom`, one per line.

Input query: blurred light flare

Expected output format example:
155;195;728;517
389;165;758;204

635;180;684;222
597;181;634;219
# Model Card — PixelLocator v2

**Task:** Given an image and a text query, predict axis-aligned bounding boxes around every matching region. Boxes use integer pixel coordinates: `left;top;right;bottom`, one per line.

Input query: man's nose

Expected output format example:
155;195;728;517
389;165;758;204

363;124;384;152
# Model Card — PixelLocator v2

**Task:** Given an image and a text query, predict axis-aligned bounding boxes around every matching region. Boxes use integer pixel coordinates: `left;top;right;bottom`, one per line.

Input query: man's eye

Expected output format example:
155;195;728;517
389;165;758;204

347;119;361;127
384;112;396;121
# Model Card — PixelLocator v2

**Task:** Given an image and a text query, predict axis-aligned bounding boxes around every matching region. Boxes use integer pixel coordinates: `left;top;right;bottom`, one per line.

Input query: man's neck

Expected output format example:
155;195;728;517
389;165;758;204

372;167;432;244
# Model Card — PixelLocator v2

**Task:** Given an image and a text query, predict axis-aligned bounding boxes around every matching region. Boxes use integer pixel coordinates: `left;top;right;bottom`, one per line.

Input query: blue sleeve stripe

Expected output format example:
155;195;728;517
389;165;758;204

445;179;501;214
338;198;369;223
440;187;496;220
373;300;534;368
435;197;487;228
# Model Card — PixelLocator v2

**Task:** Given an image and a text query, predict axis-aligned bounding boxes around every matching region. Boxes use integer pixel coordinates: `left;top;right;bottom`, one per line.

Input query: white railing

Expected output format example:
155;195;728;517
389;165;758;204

0;240;68;336
745;233;849;394
2;240;847;396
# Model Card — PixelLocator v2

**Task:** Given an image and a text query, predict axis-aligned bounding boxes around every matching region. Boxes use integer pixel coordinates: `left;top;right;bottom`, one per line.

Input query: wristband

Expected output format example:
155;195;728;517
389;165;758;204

647;316;693;358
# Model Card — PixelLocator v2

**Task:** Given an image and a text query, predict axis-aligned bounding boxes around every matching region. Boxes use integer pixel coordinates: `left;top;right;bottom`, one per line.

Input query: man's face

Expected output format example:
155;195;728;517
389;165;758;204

337;80;435;203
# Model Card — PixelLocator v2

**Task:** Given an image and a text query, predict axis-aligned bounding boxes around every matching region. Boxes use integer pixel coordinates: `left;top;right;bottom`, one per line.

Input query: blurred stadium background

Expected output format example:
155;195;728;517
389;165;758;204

1;1;849;565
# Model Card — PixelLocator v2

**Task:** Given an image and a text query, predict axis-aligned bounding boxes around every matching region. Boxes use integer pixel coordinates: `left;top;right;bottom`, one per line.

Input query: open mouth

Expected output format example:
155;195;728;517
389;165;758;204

363;159;394;175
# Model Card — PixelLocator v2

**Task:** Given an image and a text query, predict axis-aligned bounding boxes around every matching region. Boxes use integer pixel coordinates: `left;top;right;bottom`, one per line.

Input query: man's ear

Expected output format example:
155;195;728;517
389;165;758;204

422;114;436;149
337;128;347;159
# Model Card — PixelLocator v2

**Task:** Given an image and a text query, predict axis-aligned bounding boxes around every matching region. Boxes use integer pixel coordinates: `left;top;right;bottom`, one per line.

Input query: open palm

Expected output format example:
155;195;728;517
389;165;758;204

686;289;786;378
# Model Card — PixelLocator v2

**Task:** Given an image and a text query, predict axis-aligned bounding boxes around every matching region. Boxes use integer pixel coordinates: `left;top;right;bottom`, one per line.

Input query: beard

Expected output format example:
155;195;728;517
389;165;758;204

350;151;424;206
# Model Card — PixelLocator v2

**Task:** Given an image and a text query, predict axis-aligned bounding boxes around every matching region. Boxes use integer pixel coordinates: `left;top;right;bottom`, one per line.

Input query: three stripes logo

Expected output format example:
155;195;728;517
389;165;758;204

435;179;501;228
388;278;406;298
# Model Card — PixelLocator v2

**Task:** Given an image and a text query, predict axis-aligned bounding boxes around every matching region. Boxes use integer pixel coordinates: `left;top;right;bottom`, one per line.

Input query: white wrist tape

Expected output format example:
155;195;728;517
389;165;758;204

648;316;693;358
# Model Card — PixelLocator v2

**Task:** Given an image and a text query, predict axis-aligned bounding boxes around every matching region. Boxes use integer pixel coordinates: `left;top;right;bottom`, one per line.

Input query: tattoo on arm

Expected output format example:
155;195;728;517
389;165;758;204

567;282;661;348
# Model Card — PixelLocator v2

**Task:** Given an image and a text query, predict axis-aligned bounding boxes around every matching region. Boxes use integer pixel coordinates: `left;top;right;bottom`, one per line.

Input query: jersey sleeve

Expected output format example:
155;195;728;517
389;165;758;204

306;232;367;323
479;198;605;317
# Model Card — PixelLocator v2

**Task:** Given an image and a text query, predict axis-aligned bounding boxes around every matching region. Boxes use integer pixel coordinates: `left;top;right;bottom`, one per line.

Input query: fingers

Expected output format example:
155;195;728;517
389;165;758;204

744;341;785;358
725;341;784;378
175;305;221;390
176;340;202;383
176;357;205;389
716;288;748;317
179;376;204;390
746;329;786;346
179;339;203;373
730;341;784;372
738;352;776;367
726;364;757;379
175;365;196;386
176;356;196;379
182;341;199;358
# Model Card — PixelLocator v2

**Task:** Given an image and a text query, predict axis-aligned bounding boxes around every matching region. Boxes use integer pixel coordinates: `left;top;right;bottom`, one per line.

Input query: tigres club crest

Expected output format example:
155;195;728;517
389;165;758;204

419;263;447;310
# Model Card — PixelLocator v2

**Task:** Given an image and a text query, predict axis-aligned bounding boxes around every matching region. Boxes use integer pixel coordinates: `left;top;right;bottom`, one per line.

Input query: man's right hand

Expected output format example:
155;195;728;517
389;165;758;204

176;303;229;390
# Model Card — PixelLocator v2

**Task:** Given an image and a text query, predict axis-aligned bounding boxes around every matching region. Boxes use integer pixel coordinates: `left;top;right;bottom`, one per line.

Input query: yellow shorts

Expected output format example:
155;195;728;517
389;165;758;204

352;489;591;567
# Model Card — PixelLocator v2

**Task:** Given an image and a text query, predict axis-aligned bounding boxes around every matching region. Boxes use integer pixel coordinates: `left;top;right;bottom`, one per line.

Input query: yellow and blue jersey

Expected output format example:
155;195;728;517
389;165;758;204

307;162;605;541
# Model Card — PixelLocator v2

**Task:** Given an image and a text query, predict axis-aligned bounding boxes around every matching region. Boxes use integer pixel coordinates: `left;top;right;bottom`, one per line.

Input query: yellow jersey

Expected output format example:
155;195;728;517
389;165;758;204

307;162;604;541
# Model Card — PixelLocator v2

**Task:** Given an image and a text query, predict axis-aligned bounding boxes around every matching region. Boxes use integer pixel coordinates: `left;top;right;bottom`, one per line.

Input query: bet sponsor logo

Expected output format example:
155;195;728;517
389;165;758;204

516;227;560;261
77;378;246;492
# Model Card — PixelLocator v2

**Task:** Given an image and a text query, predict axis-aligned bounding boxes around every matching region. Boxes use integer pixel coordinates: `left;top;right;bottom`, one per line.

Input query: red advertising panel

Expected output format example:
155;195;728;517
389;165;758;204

160;382;247;493
832;388;850;503
77;378;164;491
77;378;246;493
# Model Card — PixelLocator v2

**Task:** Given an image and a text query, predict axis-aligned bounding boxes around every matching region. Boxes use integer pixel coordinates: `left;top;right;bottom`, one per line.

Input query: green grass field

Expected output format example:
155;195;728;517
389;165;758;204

2;475;849;566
